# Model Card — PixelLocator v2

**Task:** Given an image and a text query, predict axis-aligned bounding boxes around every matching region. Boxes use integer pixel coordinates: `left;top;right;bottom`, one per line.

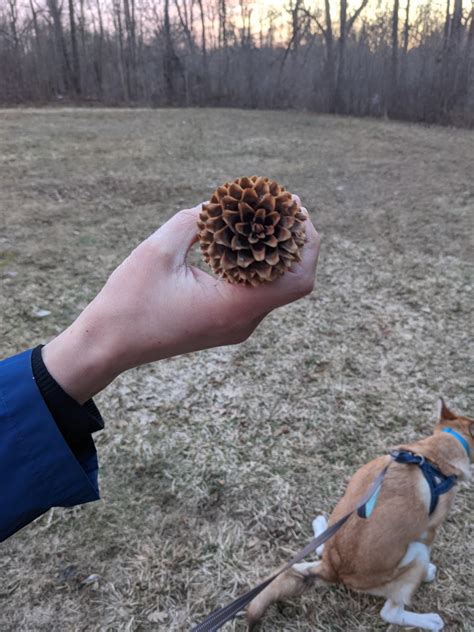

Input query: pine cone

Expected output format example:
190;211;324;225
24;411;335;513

197;176;306;286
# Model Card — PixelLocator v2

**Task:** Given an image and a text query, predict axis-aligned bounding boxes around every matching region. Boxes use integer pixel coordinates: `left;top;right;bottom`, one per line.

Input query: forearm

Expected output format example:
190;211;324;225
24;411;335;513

42;310;119;404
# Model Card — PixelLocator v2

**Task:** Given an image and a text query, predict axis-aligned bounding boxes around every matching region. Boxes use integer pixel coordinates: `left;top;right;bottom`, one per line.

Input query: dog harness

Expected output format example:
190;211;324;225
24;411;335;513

358;427;471;519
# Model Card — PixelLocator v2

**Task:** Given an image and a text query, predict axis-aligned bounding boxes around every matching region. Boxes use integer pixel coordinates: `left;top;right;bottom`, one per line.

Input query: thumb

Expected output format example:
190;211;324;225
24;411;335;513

150;203;204;266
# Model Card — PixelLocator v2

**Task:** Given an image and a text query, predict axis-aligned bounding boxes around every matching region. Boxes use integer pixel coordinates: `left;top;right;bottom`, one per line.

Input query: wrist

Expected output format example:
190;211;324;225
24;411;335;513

42;310;120;404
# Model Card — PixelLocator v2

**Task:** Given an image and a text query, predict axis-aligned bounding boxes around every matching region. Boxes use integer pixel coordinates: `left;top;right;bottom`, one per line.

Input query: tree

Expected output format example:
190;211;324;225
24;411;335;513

389;0;400;115
47;0;72;94
0;0;472;127
68;0;81;95
306;0;369;112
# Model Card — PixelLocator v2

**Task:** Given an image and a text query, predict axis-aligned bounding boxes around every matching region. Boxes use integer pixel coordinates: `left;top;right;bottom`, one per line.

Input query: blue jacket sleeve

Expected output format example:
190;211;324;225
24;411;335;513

0;350;100;541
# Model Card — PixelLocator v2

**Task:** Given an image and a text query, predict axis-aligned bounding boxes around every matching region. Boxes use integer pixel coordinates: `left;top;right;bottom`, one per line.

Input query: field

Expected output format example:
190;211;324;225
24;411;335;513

0;108;473;631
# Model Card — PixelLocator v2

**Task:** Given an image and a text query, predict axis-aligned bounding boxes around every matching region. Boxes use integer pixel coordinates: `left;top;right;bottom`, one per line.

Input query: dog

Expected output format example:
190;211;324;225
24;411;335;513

247;399;473;631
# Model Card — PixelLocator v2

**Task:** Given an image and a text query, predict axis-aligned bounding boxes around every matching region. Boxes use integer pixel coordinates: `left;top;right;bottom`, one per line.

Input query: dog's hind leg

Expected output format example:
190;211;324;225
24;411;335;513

246;561;326;630
402;541;437;584
381;600;444;631
379;542;444;631
312;515;328;557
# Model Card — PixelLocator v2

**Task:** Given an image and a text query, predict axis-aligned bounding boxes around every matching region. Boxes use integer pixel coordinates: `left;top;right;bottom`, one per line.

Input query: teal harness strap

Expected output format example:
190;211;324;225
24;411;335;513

442;427;471;459
357;485;381;519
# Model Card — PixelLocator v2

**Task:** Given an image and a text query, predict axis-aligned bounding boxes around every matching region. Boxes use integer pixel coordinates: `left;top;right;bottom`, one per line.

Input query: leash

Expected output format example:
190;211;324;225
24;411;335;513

190;456;393;632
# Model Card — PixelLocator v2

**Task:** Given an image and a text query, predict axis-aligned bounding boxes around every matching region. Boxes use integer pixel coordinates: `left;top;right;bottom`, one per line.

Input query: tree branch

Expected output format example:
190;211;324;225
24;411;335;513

347;0;369;34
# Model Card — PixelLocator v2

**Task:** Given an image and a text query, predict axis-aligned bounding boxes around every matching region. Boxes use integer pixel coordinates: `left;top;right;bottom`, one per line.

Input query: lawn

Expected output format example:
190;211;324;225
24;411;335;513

0;108;473;631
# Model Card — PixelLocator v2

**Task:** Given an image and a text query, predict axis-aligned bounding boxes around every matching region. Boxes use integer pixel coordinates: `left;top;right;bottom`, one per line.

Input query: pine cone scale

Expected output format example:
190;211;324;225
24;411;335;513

214;227;233;247
231;234;249;251
222;210;239;227
265;235;278;248
265;250;279;266
260;194;276;212
276;226;292;241
235;222;250;236
229;183;243;199
251;243;266;261
221;249;237;270
239;203;254;222
266;211;280;226
237;251;254;268
205;203;222;217
242;188;259;206
281;238;298;254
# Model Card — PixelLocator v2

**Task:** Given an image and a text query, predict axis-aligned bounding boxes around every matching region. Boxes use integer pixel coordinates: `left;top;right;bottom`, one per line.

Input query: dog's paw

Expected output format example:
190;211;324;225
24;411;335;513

419;613;444;631
424;563;437;583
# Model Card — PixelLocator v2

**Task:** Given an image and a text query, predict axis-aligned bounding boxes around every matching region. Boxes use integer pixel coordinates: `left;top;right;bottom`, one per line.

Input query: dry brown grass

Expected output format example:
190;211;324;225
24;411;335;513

0;108;473;632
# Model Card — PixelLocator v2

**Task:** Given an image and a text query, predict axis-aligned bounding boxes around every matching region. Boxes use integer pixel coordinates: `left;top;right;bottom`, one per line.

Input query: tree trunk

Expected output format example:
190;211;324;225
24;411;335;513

123;0;137;100
47;0;72;94
78;0;87;75
389;0;399;115
29;0;46;99
113;0;128;100
68;0;81;95
163;0;184;104
402;0;410;56
7;0;24;96
334;0;347;113
197;0;208;76
94;0;104;97
322;0;336;112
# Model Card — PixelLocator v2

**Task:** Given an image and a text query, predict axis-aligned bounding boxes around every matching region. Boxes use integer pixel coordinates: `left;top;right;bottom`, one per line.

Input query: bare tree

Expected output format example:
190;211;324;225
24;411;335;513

0;0;472;126
47;0;72;94
68;0;81;95
123;0;137;99
389;0;400;114
93;0;105;97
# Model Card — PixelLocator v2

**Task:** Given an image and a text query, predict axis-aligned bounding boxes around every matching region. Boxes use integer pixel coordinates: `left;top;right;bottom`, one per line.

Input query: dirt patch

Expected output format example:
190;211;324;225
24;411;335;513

1;108;473;631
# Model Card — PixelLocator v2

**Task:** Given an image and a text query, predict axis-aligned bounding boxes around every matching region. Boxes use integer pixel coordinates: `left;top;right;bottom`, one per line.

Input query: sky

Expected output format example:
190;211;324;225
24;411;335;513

219;0;456;44
220;0;461;40
8;0;467;45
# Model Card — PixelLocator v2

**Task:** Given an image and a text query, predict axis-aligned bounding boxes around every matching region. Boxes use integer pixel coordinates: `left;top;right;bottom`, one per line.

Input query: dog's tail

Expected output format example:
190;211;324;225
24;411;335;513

246;561;329;629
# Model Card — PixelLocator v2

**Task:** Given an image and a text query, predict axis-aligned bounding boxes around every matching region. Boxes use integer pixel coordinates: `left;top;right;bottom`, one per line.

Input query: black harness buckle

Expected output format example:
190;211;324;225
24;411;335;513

391;450;457;515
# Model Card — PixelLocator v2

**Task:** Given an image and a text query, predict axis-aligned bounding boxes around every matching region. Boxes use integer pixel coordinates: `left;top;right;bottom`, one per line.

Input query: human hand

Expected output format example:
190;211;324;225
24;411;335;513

42;198;320;403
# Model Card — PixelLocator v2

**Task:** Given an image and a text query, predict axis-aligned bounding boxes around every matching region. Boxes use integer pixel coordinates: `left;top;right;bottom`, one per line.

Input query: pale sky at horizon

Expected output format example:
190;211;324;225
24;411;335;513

220;0;468;41
9;0;470;44
257;0;466;20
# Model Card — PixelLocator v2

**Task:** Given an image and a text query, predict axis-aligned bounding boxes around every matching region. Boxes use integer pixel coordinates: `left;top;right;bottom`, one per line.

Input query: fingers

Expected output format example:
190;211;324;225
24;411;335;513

289;197;321;282
149;203;204;266
292;193;302;206
291;194;319;260
299;207;320;267
293;218;320;294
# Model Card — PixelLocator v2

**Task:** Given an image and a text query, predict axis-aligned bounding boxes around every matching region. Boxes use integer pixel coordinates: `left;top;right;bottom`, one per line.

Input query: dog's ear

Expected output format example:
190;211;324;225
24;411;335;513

470;422;474;439
438;397;457;422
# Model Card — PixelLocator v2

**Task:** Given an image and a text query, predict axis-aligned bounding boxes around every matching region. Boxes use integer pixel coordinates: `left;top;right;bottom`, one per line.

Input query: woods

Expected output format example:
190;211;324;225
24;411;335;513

0;0;473;126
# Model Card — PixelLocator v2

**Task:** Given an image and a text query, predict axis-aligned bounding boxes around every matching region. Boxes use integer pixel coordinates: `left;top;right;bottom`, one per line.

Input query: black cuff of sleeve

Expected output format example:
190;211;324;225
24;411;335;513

31;345;104;459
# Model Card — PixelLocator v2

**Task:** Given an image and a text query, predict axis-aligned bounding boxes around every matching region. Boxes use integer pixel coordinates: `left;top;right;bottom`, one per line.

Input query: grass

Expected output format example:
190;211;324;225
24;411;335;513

0;108;473;631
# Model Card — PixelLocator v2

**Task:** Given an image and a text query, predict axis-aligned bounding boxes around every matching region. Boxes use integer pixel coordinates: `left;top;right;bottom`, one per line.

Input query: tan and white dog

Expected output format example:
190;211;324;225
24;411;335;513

247;400;473;631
